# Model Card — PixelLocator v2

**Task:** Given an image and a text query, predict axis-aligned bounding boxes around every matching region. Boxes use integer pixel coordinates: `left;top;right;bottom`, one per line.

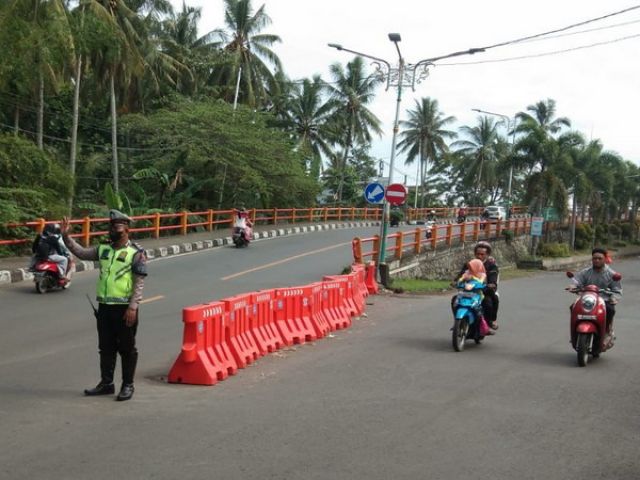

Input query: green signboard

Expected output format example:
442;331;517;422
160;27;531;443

542;207;560;222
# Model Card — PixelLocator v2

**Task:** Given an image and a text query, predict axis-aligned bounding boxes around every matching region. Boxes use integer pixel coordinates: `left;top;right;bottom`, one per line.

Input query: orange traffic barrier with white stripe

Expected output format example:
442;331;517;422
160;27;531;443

306;282;331;338
223;294;261;369
168;302;237;385
168;263;378;386
249;290;283;354
274;287;317;345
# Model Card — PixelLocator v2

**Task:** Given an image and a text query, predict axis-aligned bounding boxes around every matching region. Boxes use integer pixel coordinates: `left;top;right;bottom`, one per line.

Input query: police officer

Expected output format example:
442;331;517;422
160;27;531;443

61;210;147;401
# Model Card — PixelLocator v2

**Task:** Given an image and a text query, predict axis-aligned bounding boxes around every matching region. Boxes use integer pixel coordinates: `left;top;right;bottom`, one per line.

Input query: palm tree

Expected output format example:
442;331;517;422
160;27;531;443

89;0;173;192
326;56;382;202
209;0;282;108
156;1;218;94
397;97;456;207
0;0;73;149
282;75;334;179
452;116;502;205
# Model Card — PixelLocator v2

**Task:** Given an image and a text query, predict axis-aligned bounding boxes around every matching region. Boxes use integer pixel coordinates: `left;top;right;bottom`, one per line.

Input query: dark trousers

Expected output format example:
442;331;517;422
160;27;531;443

605;302;616;332
482;290;499;323
97;303;138;385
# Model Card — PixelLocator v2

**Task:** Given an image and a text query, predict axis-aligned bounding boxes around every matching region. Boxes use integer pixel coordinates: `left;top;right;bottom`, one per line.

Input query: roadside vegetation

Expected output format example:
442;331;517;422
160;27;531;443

1;0;639;257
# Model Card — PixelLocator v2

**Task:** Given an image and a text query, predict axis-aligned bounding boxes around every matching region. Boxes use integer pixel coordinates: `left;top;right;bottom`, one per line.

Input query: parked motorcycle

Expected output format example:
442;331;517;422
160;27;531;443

566;271;622;367
451;278;491;351
32;258;75;293
232;226;252;248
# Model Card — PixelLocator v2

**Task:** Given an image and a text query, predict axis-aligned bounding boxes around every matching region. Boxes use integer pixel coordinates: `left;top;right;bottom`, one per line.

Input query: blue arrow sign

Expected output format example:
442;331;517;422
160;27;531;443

364;182;385;204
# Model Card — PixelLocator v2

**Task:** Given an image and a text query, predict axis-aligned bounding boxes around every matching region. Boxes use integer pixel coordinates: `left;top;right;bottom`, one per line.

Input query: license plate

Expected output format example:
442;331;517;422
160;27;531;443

577;314;596;320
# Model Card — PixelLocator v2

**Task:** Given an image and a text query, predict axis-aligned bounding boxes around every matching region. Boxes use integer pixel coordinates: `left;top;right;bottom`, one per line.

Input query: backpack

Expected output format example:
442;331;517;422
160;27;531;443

34;236;55;260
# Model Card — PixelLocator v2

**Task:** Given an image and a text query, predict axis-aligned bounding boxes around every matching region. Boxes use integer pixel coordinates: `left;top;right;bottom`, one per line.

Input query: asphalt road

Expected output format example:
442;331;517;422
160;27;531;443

1;229;638;480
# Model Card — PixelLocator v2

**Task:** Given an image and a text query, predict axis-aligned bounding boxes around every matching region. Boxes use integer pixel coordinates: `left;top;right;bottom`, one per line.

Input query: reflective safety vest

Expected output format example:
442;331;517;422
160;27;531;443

96;243;138;304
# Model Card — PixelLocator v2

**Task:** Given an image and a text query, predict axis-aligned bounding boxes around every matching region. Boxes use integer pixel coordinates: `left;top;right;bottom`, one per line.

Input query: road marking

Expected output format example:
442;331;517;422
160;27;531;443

222;242;350;281
140;295;164;304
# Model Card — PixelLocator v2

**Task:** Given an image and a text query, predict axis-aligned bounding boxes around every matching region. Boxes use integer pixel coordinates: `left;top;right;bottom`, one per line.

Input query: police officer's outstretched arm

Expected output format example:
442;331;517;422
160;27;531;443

61;216;99;261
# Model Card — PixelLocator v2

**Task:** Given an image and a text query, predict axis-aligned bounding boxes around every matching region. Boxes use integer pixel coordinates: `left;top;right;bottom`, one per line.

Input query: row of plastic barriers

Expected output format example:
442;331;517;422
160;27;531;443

168;262;380;385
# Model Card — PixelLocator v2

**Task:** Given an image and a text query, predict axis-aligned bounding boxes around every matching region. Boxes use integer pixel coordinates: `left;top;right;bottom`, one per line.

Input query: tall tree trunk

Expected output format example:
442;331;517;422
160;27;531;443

110;73;119;193
69;54;83;211
37;72;44;150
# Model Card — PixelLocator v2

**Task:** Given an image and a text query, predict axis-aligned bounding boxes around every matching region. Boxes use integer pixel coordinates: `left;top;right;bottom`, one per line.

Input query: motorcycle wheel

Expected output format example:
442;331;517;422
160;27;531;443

452;318;468;352
35;274;52;294
576;332;591;367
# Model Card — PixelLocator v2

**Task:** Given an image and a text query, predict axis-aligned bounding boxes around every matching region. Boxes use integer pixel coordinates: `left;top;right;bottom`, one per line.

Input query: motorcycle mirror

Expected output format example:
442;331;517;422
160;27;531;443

612;273;622;281
565;271;574;278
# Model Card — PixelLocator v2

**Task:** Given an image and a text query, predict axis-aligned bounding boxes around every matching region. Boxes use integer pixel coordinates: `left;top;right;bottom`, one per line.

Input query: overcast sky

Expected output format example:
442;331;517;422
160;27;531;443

169;0;640;184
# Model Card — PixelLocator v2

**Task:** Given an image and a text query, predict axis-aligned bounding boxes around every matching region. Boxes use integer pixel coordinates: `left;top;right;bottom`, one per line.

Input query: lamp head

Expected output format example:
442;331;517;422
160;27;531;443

328;43;343;50
388;33;401;43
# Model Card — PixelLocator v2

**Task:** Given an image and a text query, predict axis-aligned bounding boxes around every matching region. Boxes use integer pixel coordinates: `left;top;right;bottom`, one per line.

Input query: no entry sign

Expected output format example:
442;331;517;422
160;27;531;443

385;183;408;205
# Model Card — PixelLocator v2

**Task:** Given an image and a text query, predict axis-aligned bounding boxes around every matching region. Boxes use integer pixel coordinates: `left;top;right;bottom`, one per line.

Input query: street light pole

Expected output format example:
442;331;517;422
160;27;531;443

329;38;484;280
471;108;516;218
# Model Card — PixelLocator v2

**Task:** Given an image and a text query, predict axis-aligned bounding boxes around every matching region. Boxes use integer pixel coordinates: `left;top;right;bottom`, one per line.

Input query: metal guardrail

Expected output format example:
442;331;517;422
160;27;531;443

0;205;529;248
351;216;533;265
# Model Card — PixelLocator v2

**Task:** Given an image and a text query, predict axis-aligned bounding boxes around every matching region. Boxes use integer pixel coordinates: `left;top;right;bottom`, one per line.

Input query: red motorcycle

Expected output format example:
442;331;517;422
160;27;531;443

32;258;75;294
565;271;621;367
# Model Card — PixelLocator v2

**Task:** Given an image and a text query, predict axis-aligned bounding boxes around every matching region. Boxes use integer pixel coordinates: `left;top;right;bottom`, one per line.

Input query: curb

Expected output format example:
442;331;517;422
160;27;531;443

0;221;380;286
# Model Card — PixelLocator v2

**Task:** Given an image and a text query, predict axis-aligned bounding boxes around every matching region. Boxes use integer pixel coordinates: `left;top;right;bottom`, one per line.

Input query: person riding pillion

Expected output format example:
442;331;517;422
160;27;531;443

61;210;147;402
30;223;70;278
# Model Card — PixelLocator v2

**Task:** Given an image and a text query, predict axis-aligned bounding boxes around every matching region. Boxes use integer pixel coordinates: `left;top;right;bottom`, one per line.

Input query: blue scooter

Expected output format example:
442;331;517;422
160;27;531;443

452;278;488;351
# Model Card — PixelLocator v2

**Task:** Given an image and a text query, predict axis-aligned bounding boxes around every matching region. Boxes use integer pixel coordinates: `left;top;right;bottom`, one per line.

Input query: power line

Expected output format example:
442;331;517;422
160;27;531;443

474;4;640;53
0;122;183;152
519;17;640;44
438;32;640;66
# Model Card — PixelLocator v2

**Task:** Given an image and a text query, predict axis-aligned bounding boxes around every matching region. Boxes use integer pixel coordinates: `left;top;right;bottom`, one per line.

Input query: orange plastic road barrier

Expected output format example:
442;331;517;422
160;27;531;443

364;261;380;295
325;275;359;318
321;279;352;331
306;282;331;338
274;287;318;345
168;302;237;385
351;263;369;301
347;271;366;317
223;294;261;369
249;290;284;355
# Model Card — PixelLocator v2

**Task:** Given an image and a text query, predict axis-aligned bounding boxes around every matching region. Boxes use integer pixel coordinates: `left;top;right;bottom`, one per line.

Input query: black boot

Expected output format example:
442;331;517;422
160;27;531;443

116;383;134;401
84;382;115;396
84;353;116;396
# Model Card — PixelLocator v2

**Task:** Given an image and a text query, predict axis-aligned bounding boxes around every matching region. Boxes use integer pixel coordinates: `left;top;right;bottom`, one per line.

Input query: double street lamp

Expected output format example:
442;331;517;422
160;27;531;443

471;108;517;219
329;35;483;278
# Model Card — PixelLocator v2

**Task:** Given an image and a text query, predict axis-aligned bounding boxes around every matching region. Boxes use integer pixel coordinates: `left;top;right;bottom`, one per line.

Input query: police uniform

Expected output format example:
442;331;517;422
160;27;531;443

63;210;147;401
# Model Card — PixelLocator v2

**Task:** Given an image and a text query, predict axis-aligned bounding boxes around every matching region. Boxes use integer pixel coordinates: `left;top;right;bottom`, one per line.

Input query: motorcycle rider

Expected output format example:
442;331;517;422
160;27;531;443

233;206;253;237
426;210;437;223
30;223;70;279
452;241;500;330
571;247;622;340
457;206;467;223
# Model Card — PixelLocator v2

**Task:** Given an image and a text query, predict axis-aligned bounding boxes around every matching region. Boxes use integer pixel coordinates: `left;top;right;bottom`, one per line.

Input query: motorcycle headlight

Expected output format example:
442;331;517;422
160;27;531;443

581;294;597;311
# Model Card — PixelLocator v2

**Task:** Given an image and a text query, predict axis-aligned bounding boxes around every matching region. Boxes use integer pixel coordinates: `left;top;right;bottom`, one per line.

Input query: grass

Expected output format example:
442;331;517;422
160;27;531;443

390;278;452;294
391;268;542;294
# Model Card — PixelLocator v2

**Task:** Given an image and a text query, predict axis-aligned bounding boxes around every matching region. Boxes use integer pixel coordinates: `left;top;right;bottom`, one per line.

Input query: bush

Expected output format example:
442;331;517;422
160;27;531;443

574;223;593;250
502;229;514;243
537;241;571;258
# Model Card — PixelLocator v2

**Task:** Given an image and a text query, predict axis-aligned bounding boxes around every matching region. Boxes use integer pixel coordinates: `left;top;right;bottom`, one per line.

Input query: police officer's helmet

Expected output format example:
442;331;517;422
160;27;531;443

474;241;492;255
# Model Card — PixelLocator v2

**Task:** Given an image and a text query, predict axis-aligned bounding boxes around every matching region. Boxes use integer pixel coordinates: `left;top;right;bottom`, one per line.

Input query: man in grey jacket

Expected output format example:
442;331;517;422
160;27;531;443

572;247;622;339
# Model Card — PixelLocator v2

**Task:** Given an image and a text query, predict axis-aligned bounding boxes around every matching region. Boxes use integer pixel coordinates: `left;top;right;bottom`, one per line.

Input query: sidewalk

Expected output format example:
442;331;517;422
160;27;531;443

0;220;380;286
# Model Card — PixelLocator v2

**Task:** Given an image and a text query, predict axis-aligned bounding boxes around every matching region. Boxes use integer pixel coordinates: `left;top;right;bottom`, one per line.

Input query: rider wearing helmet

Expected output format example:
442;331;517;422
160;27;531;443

452;241;500;330
30;223;70;277
426;210;437;222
